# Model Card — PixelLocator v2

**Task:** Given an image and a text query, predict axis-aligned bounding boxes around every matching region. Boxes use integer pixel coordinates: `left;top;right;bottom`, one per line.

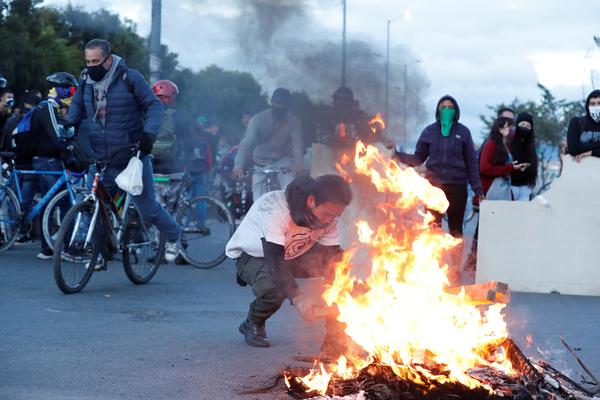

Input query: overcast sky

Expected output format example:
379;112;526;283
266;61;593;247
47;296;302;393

44;0;600;139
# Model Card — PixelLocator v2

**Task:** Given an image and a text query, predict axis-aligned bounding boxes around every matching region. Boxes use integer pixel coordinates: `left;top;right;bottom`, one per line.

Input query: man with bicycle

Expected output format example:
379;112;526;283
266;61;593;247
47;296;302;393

227;174;351;356
231;88;304;199
68;38;180;262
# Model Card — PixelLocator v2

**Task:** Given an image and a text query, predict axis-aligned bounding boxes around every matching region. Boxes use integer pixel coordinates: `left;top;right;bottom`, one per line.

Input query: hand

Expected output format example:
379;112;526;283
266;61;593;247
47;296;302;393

231;166;245;180
292;294;317;321
472;194;485;206
512;161;529;171
139;133;155;155
574;151;592;163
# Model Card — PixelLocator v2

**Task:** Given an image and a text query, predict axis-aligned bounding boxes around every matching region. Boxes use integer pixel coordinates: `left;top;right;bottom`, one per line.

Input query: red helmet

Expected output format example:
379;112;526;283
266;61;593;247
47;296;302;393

152;80;179;105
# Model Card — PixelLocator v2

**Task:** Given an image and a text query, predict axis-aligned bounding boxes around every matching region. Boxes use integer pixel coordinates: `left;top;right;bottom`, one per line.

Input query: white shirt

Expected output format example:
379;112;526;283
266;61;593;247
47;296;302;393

225;190;340;260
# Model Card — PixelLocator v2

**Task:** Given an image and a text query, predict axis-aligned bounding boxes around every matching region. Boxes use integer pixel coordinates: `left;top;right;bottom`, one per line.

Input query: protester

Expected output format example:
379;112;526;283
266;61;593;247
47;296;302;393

0;88;15;131
394;95;483;238
232;88;304;199
68;38;180;262
566;89;600;162
226;174;351;354
509;112;538;201
479;117;530;197
497;107;515;120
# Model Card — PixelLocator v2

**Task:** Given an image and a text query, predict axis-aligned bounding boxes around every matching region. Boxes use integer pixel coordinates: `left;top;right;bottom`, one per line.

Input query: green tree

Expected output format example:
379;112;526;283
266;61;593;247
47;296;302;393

480;84;585;193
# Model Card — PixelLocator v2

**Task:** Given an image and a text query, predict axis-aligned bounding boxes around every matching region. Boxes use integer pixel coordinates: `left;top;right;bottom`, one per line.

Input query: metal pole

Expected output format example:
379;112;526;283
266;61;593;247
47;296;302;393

149;0;162;83
402;64;408;146
342;0;347;87
385;19;390;124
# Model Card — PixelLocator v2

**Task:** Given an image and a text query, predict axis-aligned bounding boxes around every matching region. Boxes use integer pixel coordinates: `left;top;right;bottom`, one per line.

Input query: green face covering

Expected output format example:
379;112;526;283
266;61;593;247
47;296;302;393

439;107;456;137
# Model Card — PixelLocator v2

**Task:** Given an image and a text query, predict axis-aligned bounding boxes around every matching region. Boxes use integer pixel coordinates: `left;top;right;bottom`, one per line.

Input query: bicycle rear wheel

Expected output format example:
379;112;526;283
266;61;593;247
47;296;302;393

122;206;165;284
43;187;88;252
177;195;234;269
53;200;100;294
0;186;21;254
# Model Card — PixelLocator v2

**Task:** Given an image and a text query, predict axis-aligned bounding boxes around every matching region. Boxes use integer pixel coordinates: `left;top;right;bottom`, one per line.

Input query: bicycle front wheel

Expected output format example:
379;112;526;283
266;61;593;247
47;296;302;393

42;187;88;252
177;195;235;269
122;206;165;284
53;200;100;294
0;186;21;254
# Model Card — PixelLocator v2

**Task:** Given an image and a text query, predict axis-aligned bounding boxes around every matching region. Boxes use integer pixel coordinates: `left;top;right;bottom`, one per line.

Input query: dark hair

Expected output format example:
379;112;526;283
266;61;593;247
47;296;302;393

497;107;515;118
285;174;351;227
85;39;112;57
511;112;538;185
489;116;514;165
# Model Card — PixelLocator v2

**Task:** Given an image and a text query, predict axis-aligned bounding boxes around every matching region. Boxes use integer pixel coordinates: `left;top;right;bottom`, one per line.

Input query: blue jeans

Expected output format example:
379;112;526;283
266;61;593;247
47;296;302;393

190;172;206;227
32;157;62;252
511;185;532;201
105;155;180;242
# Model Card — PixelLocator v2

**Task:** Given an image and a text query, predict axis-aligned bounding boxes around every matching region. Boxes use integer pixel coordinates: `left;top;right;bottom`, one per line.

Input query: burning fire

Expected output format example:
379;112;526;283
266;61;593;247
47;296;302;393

368;113;386;134
288;141;513;396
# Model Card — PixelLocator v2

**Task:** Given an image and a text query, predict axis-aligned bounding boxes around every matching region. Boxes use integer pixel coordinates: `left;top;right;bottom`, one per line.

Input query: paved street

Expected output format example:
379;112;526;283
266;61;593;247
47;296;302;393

2;243;600;400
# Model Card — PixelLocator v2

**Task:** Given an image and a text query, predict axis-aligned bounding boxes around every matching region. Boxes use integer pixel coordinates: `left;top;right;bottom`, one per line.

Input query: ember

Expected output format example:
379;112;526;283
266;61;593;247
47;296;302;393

282;142;599;400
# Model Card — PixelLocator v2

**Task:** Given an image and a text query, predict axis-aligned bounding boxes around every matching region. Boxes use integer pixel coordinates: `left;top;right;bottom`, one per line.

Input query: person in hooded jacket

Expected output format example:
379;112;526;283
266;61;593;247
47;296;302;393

394;95;483;238
68;38;180;263
509;112;538;201
567;89;600;162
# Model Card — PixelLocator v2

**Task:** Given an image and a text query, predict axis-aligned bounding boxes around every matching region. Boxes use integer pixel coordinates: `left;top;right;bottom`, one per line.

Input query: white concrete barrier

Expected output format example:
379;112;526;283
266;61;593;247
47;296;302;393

477;157;600;296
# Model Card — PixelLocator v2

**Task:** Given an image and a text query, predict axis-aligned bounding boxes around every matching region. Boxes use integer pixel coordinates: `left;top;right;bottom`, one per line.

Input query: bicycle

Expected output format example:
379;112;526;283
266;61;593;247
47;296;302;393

153;172;235;269
53;145;165;294
0;151;87;254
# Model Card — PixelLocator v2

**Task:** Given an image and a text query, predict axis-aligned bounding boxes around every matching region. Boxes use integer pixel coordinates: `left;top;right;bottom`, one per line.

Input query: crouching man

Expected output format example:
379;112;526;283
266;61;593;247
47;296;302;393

225;174;352;352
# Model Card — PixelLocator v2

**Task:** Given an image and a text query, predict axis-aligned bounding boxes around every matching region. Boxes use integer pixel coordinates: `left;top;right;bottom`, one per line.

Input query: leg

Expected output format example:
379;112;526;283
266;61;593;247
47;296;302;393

252;168;267;201
191;173;207;226
130;155;180;242
277;170;294;192
444;184;468;238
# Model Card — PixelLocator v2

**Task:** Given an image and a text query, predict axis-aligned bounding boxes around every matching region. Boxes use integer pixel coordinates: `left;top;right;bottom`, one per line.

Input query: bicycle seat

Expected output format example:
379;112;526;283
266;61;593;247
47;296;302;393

0;151;16;159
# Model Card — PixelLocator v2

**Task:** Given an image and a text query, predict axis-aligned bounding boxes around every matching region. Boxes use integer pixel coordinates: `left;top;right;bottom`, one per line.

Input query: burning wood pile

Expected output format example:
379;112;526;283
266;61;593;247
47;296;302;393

279;142;599;400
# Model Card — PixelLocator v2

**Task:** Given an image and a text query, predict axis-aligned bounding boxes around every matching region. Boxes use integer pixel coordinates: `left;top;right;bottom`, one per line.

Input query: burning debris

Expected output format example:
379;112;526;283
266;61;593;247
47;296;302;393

276;142;600;399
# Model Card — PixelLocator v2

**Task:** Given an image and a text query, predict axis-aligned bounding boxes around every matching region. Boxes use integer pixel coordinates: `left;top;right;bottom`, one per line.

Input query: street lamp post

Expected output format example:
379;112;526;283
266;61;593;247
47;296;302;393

342;0;347;87
149;0;162;83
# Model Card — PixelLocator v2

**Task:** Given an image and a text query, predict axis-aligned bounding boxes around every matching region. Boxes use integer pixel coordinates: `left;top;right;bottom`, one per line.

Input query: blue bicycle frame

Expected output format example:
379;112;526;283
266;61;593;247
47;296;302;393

3;167;86;223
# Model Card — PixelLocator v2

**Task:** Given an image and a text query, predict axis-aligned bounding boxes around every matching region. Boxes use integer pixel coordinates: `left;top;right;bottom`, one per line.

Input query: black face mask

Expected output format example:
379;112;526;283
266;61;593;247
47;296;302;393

272;106;288;119
87;56;110;82
516;126;532;135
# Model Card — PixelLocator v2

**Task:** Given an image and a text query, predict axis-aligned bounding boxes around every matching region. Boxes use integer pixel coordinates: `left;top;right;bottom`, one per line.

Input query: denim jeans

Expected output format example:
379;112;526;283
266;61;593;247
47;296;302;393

511;185;532;201
32;157;63;252
190;172;206;227
105;155;180;242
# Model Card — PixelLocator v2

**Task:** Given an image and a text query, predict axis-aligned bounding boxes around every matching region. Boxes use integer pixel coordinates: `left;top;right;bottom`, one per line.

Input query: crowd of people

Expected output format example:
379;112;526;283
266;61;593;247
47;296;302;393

2;37;600;353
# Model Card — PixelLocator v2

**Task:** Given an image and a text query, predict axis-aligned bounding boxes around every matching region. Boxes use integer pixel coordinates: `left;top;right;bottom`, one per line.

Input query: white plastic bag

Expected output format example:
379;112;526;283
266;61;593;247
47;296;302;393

115;155;144;195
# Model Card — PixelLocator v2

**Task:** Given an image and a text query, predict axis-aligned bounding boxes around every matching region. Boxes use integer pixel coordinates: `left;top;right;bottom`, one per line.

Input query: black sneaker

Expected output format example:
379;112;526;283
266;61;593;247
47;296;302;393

15;233;33;245
238;319;270;348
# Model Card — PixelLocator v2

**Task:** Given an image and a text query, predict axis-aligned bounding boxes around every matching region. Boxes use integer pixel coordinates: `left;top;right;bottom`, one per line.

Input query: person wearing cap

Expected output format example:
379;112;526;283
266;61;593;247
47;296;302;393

231;88;304;200
509;112;538;201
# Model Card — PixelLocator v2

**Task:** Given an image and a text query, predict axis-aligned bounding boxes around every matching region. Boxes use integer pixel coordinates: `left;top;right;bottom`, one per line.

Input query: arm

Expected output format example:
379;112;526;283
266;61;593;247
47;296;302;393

463;129;484;196
479;140;514;177
394;131;429;166
234;115;259;169
128;69;164;138
291;117;304;168
262;239;301;300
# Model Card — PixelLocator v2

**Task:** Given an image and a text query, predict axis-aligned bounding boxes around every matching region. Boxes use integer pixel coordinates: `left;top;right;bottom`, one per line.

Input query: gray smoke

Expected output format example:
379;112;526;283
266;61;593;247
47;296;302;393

231;0;429;142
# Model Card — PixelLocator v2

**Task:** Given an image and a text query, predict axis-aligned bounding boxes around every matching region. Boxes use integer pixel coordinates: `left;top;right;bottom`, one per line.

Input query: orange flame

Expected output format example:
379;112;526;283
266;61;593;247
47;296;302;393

295;141;511;395
369;113;386;134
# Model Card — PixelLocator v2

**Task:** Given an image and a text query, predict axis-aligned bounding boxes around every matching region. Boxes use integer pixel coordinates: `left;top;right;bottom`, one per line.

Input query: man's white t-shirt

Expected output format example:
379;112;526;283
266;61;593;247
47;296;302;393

225;190;340;260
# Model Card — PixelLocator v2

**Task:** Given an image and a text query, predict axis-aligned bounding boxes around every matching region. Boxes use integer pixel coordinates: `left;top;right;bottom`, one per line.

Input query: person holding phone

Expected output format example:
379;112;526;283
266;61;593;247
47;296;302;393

479;116;529;197
509;112;538;201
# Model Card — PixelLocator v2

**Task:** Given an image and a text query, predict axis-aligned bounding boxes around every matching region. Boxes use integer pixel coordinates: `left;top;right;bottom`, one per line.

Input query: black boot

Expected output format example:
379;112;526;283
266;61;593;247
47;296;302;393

238;319;270;348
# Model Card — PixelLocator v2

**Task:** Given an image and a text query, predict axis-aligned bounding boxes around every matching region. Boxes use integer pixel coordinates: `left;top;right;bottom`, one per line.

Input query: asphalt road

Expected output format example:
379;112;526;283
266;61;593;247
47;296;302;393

1;243;600;400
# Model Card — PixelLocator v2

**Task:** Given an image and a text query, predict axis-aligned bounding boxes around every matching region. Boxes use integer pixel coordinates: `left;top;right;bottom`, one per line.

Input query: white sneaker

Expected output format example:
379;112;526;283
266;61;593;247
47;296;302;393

165;240;179;263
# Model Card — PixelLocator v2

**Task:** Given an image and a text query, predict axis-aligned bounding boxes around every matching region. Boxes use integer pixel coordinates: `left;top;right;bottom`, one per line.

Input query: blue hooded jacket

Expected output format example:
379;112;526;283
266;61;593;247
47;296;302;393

395;95;483;195
68;56;163;166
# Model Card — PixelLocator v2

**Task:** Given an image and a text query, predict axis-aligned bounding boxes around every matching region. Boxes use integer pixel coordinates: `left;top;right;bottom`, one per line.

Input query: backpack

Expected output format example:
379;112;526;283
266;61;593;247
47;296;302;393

10;107;37;157
152;107;177;160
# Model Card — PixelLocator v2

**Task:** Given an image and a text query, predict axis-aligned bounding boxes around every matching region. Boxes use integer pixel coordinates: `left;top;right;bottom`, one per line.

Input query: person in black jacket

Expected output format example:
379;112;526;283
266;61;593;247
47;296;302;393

509;112;538;201
29;72;78;259
567;89;600;162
